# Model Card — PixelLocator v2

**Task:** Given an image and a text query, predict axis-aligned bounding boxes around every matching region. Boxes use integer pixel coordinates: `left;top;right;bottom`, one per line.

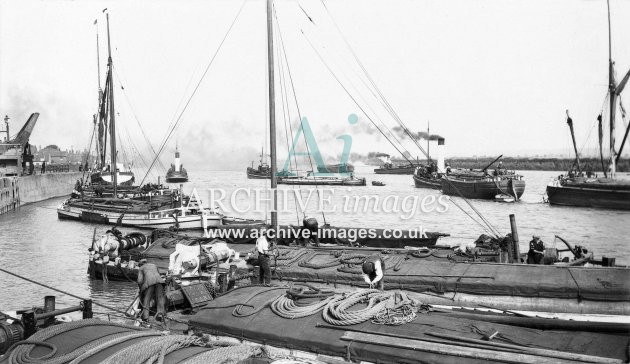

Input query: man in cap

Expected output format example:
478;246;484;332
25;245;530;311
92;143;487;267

256;226;274;286
137;259;166;322
527;236;545;264
362;255;385;290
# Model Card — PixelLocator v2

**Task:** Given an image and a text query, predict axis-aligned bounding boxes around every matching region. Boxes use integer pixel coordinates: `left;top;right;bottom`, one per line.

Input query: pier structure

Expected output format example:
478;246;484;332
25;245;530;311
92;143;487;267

0;172;83;216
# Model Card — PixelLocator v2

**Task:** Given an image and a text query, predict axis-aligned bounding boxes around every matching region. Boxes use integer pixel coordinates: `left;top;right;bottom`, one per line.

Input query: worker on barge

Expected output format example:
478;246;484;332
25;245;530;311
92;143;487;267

527;236;545;264
256;227;274;286
137;259;166;322
362;255;385;290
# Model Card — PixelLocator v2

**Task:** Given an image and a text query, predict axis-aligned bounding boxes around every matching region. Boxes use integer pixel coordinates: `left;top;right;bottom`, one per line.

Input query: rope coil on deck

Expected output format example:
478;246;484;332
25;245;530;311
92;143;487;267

271;287;337;319
7;319;148;364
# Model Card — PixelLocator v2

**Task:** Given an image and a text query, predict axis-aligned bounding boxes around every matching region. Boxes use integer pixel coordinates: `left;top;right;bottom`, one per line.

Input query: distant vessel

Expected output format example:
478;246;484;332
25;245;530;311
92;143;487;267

440;156;525;200
442;169;526;200
317;163;354;174
165;146;188;183
412;137;446;189
278;172;366;186
546;1;630;210
246;152;271;179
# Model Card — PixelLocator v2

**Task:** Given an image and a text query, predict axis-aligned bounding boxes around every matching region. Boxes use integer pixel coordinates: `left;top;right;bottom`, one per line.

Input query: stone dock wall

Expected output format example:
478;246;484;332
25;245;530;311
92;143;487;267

0;172;83;215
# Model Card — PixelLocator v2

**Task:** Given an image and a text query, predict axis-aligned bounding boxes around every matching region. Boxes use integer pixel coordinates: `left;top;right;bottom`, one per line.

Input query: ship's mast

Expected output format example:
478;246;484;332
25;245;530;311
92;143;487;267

427;122;430;162
607;0;617;178
267;0;278;229
95;21;103;171
106;13;118;193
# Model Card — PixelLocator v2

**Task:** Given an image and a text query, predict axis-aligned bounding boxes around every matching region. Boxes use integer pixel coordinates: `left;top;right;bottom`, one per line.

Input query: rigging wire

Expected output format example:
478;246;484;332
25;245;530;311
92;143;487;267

274;8;327;225
113;68;167;174
275;23;303;224
299;22;500;237
137;0;247;187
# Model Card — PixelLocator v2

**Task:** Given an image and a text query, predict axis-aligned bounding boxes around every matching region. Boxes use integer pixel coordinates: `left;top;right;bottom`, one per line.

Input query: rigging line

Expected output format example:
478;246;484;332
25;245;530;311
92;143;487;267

275;8;326;224
301;29;500;237
275;27;302;224
320;0;429;159
310;9;500;236
301;27;415;163
300;31;416;166
0;267;129;316
81;121;97;185
113;69;167;173
448;196;497;236
137;0;247;187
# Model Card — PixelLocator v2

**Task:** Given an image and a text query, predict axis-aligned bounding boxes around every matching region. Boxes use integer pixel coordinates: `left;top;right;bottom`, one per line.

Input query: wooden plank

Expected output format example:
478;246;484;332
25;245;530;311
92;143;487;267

340;331;620;364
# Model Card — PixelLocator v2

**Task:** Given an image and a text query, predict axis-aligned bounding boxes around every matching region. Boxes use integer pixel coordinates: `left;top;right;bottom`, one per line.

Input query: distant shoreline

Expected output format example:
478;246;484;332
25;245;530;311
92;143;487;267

362;157;629;172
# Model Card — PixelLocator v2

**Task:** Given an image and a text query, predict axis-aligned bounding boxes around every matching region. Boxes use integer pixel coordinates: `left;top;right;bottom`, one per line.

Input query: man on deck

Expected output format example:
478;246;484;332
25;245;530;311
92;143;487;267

256;227;274;286
527;236;545;264
362;255;385;290
137;259;166;322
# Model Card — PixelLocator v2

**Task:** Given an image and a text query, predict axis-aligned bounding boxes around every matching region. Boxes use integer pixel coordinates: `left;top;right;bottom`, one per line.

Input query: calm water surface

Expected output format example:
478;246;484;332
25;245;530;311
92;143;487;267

0;167;628;312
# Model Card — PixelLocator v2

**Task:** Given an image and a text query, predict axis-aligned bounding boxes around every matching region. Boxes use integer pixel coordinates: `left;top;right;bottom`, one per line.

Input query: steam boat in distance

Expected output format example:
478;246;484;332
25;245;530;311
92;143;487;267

165;146;188;183
374;153;419;174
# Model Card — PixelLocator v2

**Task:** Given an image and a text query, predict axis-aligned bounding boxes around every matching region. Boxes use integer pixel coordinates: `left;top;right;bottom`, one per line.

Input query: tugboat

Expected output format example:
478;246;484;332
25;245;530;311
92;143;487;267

246;152;271;179
412;137;446;189
165;146;188;183
546;2;630;210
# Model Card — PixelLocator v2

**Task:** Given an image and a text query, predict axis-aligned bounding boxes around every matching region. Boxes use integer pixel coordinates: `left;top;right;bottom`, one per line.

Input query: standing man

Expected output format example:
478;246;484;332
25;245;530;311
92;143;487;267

137;259;166;322
527;236;545;264
256;227;274;286
362;255;385;290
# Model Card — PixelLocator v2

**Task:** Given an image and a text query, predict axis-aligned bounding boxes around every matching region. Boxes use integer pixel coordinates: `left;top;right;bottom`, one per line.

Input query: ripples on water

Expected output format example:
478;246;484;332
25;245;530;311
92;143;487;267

0;167;628;311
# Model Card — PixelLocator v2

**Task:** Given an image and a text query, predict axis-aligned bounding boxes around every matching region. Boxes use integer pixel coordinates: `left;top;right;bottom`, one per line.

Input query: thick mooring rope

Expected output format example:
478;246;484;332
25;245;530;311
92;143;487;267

100;335;205;364
7;319;149;364
271;287;337;319
179;344;262;364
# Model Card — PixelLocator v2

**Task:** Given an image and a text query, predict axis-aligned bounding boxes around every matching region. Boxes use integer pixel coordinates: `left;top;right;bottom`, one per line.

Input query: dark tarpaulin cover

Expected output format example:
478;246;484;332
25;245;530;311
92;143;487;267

189;286;630;363
273;252;630;302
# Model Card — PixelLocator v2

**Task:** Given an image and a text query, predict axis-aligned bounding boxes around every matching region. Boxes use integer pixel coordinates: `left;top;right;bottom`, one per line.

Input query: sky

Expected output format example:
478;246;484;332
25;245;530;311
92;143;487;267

1;0;629;172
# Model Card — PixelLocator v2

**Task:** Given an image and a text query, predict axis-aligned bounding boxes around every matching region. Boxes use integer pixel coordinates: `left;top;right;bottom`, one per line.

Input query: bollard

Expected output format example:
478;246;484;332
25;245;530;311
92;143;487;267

44;296;56;325
509;214;521;263
82;300;93;319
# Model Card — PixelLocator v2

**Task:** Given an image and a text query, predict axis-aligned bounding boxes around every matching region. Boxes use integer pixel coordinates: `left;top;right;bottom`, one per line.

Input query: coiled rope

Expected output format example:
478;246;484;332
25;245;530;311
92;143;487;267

271;287;336;319
100;335;205;364
7;319;148;364
179;344;262;364
322;290;394;326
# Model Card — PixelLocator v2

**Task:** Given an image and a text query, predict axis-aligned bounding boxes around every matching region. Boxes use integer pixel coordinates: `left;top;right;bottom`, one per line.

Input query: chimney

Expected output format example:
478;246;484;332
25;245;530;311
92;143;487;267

437;138;445;172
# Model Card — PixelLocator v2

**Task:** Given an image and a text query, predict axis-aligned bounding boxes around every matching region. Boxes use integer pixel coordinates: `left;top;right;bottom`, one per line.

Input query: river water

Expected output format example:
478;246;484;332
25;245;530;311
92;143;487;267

0;167;628;313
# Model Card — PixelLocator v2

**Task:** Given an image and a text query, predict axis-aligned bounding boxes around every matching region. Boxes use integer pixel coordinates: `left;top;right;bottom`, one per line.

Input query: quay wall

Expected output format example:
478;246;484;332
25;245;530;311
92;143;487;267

0;172;83;215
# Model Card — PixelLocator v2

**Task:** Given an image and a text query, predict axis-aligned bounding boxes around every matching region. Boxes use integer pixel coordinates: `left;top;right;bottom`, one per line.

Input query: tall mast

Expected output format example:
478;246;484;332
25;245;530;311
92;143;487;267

607;0;617;177
96;22;102;101
95;20;103;170
267;0;278;229
427;121;430;162
106;13;118;193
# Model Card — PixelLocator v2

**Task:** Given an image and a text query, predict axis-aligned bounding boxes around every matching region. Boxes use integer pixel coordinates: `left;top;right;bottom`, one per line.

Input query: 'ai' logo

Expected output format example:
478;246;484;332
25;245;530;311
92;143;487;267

281;114;358;177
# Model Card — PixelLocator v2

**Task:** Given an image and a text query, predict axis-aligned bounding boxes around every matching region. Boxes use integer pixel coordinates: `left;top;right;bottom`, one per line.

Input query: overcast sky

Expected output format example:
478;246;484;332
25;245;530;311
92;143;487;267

1;0;629;170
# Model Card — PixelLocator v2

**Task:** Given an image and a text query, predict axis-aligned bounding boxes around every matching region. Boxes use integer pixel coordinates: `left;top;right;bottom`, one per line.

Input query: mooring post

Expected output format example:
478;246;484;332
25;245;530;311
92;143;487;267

82;299;93;319
44;296;56;325
509;214;521;263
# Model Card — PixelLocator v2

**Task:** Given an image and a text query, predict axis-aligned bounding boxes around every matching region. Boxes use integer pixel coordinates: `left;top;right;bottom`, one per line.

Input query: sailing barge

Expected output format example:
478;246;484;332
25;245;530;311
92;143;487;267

441;170;526;200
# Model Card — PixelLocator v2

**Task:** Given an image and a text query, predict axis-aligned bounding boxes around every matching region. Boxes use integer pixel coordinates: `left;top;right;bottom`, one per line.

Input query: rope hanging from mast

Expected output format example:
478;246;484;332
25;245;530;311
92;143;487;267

136;0;247;188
